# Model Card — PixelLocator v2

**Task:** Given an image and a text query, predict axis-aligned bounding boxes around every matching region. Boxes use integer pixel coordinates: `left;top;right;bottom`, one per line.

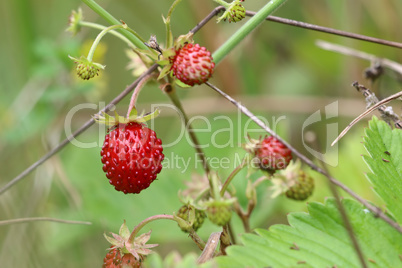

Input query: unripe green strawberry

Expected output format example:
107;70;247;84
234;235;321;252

69;55;105;80
176;205;206;232
285;170;314;201
270;159;315;201
205;200;233;226
217;0;246;23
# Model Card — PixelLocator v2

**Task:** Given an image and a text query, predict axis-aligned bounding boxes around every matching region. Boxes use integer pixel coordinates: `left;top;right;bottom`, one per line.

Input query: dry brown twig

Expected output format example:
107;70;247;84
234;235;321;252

316;40;402;76
332;82;402;146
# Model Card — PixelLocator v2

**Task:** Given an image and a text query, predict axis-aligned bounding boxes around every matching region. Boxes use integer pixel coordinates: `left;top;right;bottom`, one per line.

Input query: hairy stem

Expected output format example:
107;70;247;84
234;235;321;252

307;135;367;268
126;74;153;118
205;81;402;234
128;214;175;244
165;87;211;175
189;229;207;250
220;157;247;197
87;24;125;62
213;0;230;8
80;21;134;48
165;0;183;48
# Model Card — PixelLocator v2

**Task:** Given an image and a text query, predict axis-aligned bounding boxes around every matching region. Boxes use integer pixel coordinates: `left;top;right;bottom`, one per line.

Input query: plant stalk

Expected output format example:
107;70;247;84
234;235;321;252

212;0;288;65
128;214;175;244
80;21;134;48
220;157;247;197
82;0;147;49
87;24;125;62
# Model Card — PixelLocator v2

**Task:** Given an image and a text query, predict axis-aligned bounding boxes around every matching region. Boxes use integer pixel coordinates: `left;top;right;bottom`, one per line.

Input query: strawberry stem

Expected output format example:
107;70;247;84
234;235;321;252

127;214;206;250
82;0;148;49
126;74;153;118
213;0;230;8
188;229;206;250
212;0;288;65
79;21;134;48
165;87;211;176
128;215;175;244
87;24;126;62
165;0;183;48
220;157;247;197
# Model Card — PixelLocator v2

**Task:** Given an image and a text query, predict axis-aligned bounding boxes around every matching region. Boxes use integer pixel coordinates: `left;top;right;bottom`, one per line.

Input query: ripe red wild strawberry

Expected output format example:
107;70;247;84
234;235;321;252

103;246;143;268
255;136;292;171
170;43;215;86
100;122;164;194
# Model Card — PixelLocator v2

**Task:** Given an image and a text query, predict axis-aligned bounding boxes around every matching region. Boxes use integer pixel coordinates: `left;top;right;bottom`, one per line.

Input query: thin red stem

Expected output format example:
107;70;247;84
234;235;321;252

128;214;175;244
126;74;153;118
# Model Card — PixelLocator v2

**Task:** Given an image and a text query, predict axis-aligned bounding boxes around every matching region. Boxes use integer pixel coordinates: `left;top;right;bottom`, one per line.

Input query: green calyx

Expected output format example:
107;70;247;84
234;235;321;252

66;8;83;36
69;55;105;80
285;171;314;201
217;0;246;23
269;159;315;200
94;107;160;127
175;204;206;232
156;33;195;82
103;220;158;260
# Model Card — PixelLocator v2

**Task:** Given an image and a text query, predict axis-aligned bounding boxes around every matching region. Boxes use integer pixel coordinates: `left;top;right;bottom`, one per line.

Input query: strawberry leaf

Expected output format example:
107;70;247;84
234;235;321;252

214;198;402;268
143;251;214;268
362;116;402;223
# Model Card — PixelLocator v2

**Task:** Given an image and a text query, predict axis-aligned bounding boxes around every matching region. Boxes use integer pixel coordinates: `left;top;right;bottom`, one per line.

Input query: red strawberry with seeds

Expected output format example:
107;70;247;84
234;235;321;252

255;136;292;171
170;43;215;86
100;122;164;194
103;246;143;268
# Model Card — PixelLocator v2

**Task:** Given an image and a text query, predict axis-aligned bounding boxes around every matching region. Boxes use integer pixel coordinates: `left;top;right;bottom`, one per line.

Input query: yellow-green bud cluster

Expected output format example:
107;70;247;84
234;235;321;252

69;56;105;81
218;1;246;23
75;62;100;80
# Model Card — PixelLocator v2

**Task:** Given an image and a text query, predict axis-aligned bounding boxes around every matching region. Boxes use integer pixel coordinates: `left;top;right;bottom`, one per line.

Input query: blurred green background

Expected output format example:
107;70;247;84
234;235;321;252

0;0;401;267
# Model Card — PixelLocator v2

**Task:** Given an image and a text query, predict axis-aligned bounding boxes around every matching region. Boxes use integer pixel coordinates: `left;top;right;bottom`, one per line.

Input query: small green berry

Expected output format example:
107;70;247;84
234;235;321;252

176;205;206;232
218;0;246;23
205;199;233;226
270;160;315;201
69;56;105;80
285;170;314;201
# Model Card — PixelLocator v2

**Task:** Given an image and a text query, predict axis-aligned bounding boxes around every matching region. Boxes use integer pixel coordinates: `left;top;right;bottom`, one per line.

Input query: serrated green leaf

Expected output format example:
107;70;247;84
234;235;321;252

362;116;402;223
143;251;215;268
215;198;402;268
